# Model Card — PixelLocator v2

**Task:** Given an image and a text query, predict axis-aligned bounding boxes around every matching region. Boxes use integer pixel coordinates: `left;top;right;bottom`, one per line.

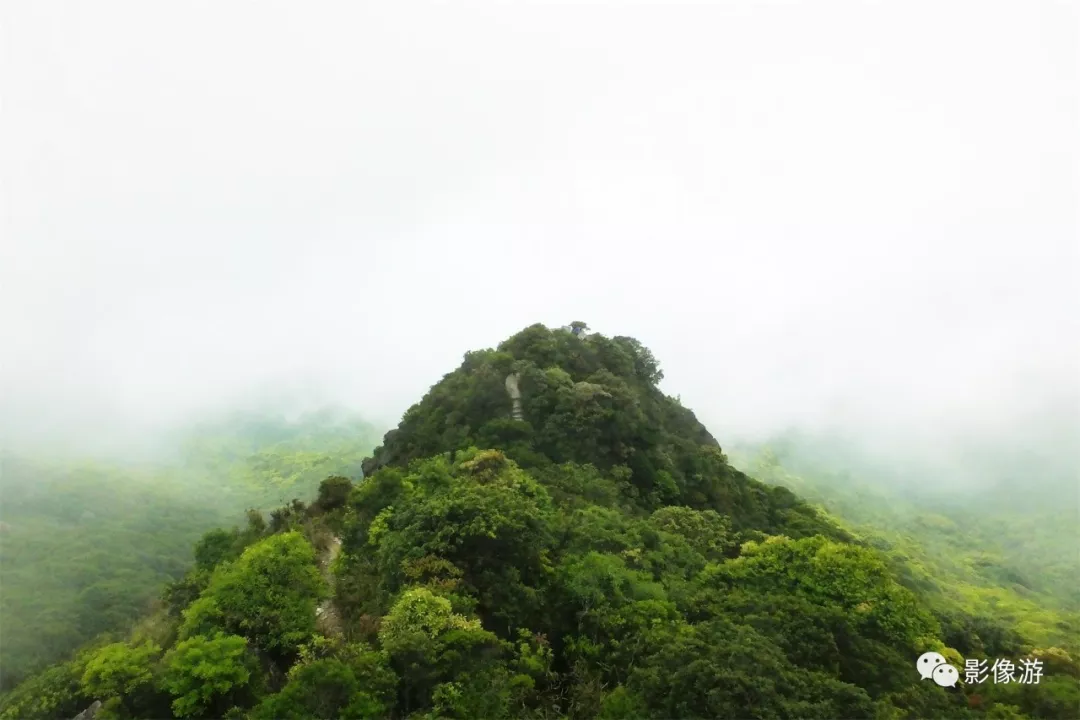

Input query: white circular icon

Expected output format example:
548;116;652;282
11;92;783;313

933;663;959;688
916;651;947;680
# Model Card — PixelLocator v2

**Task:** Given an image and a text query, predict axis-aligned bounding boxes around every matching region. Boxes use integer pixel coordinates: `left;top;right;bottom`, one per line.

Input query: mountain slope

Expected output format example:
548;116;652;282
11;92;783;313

0;458;230;691
2;323;1077;719
730;439;1080;654
0;411;381;692
362;323;841;540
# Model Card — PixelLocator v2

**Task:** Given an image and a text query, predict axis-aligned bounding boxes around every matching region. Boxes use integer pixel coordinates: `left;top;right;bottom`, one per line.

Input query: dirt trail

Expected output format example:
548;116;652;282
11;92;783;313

505;373;524;420
315;535;344;638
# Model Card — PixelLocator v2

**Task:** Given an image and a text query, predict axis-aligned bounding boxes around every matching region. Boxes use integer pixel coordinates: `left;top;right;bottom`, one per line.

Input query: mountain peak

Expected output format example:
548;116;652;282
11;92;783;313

362;323;838;537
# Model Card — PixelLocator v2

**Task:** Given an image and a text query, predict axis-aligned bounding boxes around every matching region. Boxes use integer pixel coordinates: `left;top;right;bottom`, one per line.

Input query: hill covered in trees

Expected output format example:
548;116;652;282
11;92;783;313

1;323;1076;719
731;435;1080;648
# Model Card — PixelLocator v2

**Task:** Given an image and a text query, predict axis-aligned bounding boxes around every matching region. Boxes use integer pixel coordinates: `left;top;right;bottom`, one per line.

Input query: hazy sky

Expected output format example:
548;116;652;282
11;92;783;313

2;1;1077;456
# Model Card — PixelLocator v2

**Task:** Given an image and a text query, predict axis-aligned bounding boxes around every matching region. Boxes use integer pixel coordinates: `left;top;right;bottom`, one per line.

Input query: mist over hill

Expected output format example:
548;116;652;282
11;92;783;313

3;3;1076;496
0;409;382;692
3;324;1077;720
2;2;1077;718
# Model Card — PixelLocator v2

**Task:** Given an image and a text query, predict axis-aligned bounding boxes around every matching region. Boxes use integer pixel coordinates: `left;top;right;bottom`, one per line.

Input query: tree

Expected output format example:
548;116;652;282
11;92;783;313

244;508;266;535
370;451;556;635
315;475;353;512
193;528;240;572
163;569;212;618
648;506;735;560
694;534;943;697
378;587;506;715
0;660;89;720
379;587;489;662
161;633;255;719
80;641;160;711
611;335;663;384
618;617;876;719
180;531;326;659
250;655;395;720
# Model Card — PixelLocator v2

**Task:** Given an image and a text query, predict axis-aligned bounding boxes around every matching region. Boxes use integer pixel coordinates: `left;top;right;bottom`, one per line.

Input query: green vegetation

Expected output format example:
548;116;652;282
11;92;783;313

0;411;380;691
173;408;381;511
178;531;327;660
2;324;1077;718
0;459;231;691
731;439;1080;653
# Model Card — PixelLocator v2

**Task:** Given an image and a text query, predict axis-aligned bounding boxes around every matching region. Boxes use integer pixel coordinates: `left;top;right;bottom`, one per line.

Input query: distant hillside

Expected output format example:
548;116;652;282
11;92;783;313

730;440;1080;654
731;432;1080;616
172;407;383;509
0;457;230;692
0;410;382;691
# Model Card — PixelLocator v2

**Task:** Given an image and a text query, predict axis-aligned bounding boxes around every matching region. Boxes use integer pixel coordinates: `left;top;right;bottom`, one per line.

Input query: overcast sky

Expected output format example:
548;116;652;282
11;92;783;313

2;1;1077;459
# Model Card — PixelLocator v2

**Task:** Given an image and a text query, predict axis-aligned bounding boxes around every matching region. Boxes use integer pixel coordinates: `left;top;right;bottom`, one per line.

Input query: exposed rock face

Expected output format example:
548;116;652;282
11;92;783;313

361;428;400;477
72;700;102;720
505;373;524;421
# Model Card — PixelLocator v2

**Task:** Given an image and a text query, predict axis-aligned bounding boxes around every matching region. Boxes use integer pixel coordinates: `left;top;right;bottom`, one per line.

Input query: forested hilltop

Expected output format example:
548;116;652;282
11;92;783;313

2;324;1077;719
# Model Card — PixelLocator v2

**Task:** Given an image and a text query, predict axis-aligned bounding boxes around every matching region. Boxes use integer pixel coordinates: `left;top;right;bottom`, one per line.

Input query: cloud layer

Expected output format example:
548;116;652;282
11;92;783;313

3;1;1076;462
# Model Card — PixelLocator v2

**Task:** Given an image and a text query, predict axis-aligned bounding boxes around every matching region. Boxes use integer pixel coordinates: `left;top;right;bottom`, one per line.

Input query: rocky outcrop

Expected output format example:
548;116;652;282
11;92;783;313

361;428;400;477
72;700;102;720
505;373;524;421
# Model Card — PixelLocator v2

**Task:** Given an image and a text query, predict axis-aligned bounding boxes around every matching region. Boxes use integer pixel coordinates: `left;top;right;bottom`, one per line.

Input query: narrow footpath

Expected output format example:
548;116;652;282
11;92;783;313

315;535;344;638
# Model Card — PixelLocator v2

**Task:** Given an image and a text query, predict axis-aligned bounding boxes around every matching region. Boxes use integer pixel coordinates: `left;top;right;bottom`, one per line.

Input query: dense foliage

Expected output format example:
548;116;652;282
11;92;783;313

731;441;1080;718
0;459;231;691
732;440;1080;652
2;324;1076;718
